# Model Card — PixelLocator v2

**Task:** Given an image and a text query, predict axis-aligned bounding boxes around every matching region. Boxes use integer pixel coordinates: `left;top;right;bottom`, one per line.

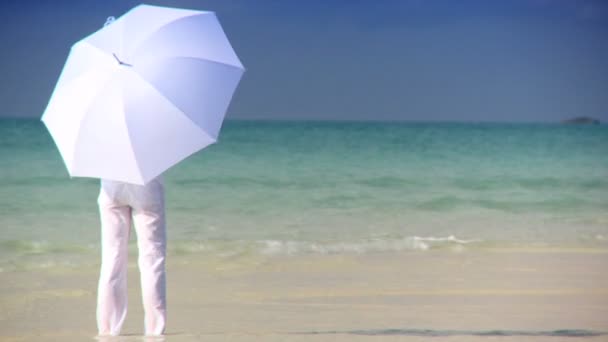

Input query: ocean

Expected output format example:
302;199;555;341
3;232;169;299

1;119;607;271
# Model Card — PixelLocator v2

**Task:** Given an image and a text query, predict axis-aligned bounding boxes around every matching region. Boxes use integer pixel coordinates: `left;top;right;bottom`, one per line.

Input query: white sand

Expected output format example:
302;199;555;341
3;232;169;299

1;250;607;341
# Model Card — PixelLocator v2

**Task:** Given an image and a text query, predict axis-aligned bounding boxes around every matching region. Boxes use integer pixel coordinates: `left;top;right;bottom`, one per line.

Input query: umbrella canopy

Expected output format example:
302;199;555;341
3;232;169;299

42;4;244;185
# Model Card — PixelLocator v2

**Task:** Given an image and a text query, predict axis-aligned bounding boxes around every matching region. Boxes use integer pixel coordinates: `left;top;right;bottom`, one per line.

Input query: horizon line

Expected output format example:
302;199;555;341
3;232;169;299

0;116;602;125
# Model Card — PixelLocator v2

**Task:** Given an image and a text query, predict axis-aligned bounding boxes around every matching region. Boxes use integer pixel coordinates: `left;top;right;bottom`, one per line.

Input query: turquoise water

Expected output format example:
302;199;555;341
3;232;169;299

1;119;607;269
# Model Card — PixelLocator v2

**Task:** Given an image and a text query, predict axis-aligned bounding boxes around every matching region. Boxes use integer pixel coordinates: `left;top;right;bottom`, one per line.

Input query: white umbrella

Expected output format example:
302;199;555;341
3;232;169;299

42;4;244;185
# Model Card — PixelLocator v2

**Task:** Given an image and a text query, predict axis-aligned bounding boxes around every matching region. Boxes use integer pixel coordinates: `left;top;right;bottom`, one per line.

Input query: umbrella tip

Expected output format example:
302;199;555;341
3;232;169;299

104;16;115;27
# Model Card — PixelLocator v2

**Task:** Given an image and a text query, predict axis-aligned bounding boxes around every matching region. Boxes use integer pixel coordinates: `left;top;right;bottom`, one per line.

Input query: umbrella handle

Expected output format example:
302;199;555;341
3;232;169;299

104;16;115;27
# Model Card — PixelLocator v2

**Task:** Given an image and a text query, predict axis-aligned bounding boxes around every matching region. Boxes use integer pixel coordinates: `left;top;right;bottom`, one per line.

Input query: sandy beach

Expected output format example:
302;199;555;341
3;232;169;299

1;249;607;341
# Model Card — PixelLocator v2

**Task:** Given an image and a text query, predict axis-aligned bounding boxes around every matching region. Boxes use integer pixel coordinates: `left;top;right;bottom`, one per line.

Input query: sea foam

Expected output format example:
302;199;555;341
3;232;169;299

259;235;481;255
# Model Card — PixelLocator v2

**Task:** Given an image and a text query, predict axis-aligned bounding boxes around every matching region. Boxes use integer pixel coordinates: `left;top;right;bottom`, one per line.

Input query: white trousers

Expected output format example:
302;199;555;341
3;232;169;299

97;178;166;336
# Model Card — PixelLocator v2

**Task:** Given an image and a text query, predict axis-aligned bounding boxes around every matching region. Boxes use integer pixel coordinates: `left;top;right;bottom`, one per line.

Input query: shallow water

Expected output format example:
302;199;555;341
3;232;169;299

1;119;607;270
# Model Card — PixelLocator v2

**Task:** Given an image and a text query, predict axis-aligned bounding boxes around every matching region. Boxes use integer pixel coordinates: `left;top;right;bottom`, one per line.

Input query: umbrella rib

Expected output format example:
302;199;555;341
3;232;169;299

66;71;142;183
67;67;116;174
129;12;244;69
177;56;244;71
139;73;219;143
140;55;244;73
121;108;146;185
134;51;244;71
118;74;150;184
127;71;218;180
131;56;243;142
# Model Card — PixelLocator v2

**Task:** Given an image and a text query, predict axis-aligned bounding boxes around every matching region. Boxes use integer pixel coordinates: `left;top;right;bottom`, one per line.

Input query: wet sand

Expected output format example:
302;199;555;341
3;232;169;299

1;250;607;341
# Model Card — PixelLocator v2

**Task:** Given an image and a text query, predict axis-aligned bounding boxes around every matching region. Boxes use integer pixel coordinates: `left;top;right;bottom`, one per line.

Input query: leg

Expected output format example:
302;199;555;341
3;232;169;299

132;181;167;336
96;194;132;336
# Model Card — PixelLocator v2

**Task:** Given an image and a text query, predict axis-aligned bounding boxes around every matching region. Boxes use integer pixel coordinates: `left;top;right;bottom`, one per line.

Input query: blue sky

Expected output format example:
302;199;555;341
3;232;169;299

0;0;607;122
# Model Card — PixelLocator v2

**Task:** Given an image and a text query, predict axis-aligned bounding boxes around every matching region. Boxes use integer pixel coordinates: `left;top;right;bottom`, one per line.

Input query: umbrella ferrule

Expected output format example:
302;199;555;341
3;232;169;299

104;16;115;27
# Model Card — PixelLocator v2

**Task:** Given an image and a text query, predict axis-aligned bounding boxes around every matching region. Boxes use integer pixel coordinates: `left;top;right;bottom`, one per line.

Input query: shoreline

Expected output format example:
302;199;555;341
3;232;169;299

2;243;608;275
